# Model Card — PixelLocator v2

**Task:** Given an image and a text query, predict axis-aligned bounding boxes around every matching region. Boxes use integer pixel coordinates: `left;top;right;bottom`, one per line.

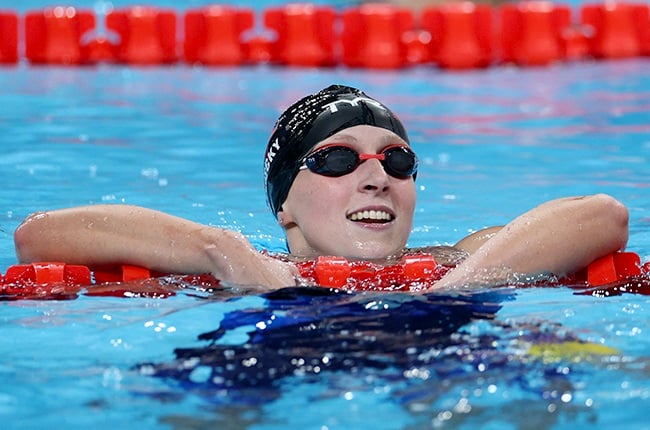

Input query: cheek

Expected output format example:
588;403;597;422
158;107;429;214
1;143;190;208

287;176;348;222
398;182;417;210
302;182;347;214
300;190;325;217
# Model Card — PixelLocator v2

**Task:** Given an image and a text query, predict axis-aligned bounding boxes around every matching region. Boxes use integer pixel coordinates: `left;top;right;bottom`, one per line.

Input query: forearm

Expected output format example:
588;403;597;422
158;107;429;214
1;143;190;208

454;226;503;254
438;194;629;287
14;205;241;275
15;205;301;288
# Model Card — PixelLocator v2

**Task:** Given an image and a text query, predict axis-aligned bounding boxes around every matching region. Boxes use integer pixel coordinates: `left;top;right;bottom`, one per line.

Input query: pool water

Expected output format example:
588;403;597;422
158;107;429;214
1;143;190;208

1;57;650;429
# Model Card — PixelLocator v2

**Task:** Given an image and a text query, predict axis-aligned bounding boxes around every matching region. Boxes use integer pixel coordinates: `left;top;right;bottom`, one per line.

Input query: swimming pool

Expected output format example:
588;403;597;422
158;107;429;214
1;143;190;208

2;41;650;430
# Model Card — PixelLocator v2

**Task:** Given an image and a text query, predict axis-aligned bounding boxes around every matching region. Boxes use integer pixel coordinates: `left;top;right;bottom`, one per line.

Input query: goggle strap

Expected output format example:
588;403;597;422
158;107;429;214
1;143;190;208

302;145;417;178
358;153;386;161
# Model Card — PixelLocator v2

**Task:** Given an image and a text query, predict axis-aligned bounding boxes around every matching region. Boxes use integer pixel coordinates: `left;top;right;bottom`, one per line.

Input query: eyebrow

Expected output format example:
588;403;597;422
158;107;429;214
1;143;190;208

312;131;409;157
326;132;406;144
324;133;357;142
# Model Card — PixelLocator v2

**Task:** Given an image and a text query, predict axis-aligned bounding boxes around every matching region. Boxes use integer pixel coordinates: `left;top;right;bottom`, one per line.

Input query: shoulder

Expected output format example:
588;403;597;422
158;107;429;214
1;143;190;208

407;245;468;266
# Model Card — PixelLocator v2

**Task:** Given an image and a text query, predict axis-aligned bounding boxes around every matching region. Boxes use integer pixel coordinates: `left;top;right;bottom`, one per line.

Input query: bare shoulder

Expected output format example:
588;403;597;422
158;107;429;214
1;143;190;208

408;245;468;266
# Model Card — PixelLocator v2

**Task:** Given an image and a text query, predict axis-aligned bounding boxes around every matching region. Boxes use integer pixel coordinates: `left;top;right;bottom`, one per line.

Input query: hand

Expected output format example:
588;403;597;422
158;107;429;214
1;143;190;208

204;234;303;289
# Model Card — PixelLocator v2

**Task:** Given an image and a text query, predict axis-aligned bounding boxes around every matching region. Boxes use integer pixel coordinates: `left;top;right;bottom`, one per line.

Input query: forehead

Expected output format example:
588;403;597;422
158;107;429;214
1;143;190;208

314;125;408;148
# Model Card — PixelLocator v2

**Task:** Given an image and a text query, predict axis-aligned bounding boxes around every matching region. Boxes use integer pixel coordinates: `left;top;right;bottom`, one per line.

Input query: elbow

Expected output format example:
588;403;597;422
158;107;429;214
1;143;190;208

592;193;629;251
14;211;50;262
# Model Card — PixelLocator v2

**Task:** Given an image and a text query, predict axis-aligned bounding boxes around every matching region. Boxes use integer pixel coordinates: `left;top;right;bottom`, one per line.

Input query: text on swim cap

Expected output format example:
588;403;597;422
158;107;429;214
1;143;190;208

322;96;387;114
264;137;281;178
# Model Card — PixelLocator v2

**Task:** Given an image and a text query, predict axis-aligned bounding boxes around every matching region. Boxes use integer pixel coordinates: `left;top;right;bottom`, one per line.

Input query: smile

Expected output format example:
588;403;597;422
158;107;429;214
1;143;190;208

347;210;394;223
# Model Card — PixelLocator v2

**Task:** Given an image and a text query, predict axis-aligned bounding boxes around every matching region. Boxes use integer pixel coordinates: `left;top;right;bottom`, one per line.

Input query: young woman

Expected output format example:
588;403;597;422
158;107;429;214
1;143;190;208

13;85;629;290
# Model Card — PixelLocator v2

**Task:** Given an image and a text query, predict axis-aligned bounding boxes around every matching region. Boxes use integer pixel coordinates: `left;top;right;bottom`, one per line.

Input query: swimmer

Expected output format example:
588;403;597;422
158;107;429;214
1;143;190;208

13;85;629;290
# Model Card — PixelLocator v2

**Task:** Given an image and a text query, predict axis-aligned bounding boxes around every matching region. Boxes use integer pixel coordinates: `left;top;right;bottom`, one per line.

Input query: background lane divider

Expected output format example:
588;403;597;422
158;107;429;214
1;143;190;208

0;3;648;68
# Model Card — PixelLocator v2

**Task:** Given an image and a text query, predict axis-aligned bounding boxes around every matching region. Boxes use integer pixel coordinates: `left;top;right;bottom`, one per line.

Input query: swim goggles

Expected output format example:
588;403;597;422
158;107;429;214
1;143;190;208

299;144;418;178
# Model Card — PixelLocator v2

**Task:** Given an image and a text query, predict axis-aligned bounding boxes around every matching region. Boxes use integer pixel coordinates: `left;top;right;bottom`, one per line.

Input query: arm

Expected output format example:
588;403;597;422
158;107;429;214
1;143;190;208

14;205;299;288
436;194;629;288
454;226;503;254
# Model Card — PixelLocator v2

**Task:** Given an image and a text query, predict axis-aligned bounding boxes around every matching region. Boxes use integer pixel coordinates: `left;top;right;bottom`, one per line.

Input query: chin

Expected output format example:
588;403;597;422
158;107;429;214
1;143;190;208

344;242;402;261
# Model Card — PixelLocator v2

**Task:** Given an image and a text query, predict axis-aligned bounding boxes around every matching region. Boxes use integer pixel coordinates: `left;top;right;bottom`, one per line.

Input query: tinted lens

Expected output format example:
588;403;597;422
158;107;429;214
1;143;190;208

304;146;418;178
305;146;359;177
383;147;418;178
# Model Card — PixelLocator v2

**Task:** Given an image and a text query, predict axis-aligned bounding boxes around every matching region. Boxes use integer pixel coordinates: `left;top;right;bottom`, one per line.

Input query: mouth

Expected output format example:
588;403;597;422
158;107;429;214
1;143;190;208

347;209;394;224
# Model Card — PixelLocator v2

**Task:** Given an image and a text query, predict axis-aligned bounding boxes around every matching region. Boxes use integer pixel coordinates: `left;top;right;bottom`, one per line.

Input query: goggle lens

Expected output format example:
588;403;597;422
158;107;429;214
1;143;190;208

302;146;418;178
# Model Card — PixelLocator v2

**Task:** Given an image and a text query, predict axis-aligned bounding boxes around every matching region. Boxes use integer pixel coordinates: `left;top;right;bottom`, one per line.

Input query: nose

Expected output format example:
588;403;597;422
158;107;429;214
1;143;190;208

357;158;390;193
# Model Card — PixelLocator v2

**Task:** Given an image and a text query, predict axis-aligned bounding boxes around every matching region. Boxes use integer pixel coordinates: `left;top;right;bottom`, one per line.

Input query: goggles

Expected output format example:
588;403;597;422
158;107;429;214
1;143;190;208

299;145;418;179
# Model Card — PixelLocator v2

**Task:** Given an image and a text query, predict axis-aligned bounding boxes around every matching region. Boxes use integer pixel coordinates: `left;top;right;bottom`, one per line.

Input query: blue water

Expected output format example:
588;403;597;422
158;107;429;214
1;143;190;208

6;0;605;12
8;0;359;13
1;53;650;429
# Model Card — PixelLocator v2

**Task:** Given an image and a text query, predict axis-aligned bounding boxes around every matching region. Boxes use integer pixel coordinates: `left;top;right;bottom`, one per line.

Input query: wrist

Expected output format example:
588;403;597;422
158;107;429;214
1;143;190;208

200;227;255;279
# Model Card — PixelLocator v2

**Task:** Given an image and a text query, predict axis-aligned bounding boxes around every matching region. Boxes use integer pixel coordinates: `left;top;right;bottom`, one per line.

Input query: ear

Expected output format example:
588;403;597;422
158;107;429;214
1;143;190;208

277;204;297;227
277;209;285;226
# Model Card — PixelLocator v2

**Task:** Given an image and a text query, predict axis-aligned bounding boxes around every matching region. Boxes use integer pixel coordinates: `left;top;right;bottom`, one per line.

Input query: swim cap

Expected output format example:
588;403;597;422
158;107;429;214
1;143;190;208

264;84;409;216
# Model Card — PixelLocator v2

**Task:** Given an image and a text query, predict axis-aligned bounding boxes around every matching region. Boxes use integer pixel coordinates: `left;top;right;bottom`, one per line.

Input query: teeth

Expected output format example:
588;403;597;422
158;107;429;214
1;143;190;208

348;210;394;222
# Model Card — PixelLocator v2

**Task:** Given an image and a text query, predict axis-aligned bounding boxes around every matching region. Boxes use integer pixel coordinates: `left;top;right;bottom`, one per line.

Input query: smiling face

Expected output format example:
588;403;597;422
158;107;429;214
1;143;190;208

279;125;417;260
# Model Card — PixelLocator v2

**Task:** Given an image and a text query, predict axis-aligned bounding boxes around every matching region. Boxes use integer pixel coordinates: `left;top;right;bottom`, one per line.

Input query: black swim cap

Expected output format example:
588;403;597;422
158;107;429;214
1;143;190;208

264;84;409;216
